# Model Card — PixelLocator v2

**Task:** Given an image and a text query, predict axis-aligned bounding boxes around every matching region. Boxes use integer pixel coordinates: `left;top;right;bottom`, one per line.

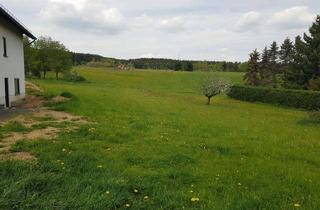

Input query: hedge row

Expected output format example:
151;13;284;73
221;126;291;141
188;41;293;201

227;85;320;110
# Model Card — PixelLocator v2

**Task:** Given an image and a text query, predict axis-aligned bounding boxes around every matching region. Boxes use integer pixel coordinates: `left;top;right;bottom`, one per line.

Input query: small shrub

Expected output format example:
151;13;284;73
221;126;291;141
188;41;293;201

228;85;320;110
64;70;86;82
60;91;74;99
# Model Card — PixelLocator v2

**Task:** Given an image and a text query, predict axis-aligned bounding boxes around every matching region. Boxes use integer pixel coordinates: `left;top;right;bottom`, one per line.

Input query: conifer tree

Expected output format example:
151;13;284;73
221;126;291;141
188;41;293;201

283;36;307;89
302;15;320;89
268;41;279;87
260;47;272;86
280;38;295;66
279;38;296;87
283;16;320;90
244;49;260;86
245;15;320;90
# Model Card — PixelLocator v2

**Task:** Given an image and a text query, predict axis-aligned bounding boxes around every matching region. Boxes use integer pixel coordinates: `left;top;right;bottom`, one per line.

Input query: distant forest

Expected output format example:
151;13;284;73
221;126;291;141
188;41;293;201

72;53;105;65
72;53;247;72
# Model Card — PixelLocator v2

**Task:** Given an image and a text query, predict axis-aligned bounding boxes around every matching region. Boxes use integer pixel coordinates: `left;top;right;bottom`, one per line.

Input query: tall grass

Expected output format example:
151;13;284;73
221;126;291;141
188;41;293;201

1;67;319;209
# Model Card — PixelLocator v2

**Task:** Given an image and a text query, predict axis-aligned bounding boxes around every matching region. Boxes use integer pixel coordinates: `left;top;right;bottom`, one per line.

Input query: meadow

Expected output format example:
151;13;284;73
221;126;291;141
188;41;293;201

1;67;320;210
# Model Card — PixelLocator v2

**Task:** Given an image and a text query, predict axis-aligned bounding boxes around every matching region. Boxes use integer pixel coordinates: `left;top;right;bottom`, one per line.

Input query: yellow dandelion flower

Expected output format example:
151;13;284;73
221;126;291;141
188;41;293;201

294;203;301;208
191;197;200;202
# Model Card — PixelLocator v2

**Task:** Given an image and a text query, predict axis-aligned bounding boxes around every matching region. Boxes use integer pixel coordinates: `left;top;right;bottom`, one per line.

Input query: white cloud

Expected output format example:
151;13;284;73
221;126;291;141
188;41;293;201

268;6;315;29
40;0;127;35
159;16;186;33
234;6;316;33
132;14;155;29
234;11;261;32
50;0;89;10
101;8;124;23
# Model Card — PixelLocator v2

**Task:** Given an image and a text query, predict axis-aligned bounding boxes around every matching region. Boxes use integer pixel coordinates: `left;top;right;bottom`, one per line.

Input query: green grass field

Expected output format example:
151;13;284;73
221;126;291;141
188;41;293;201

1;67;320;209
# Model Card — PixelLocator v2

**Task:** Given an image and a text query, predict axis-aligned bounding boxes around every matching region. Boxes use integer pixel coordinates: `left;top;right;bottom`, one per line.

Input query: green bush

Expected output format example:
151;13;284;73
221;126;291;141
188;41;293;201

60;91;74;99
227;85;320;110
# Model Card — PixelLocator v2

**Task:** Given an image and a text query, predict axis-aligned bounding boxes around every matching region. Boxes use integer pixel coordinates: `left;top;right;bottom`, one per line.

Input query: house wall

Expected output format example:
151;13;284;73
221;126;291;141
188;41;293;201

0;16;25;107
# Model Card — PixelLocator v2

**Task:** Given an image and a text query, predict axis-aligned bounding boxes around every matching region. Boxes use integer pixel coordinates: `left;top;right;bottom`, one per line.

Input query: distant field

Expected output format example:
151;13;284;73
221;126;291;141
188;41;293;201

1;67;320;209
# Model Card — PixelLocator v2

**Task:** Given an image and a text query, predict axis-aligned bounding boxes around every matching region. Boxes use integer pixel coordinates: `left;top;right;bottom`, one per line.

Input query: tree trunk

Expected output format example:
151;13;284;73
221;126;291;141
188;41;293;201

43;70;46;79
56;72;59;80
207;97;211;105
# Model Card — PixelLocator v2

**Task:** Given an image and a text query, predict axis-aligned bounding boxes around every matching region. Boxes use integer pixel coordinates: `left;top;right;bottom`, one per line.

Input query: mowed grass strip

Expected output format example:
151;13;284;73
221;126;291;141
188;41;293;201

1;67;320;209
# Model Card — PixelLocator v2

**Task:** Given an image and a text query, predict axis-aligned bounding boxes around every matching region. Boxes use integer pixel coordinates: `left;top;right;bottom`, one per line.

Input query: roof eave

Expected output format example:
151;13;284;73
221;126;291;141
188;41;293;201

0;6;36;40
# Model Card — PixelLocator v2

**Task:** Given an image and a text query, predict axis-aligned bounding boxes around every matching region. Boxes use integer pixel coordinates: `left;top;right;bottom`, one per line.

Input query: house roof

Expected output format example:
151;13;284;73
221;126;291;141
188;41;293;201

0;4;36;40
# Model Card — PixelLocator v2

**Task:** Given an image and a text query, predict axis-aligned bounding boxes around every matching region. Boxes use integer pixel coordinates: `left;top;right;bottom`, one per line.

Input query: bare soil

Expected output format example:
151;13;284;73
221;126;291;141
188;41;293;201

14;95;45;109
25;81;43;93
0;82;88;161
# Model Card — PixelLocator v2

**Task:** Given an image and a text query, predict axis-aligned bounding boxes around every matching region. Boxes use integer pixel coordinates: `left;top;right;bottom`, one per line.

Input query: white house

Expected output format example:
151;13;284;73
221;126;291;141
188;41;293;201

0;4;36;108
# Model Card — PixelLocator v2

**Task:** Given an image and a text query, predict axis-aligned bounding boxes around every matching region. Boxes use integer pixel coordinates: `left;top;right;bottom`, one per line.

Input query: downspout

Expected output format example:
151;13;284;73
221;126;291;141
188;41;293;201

24;38;36;48
23;37;36;78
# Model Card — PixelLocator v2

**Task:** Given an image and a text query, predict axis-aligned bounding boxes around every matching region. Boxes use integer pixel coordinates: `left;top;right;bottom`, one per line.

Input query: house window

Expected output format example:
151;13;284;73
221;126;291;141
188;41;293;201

3;37;7;57
14;78;20;96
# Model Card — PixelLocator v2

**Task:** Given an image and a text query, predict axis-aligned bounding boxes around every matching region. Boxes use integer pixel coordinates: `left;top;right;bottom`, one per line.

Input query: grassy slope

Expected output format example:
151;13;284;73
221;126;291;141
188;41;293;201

1;67;320;210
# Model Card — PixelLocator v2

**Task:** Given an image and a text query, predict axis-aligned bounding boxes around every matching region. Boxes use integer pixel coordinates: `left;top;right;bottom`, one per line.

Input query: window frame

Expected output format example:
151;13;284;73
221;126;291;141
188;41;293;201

14;78;20;96
3;36;8;57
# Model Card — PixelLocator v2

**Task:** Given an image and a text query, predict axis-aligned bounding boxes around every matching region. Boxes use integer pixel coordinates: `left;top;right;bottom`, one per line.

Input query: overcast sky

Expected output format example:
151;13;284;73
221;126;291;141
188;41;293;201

1;0;319;61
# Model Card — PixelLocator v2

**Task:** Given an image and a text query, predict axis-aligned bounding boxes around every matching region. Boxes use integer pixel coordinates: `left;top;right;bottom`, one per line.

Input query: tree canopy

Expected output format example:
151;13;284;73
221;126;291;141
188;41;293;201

24;36;72;79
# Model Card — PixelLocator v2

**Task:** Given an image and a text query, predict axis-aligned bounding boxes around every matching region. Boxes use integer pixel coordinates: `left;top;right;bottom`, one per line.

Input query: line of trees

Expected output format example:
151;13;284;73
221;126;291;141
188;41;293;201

193;61;244;72
124;58;194;71
77;56;245;72
245;15;320;91
119;59;244;72
24;36;73;80
72;53;104;65
26;40;246;74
